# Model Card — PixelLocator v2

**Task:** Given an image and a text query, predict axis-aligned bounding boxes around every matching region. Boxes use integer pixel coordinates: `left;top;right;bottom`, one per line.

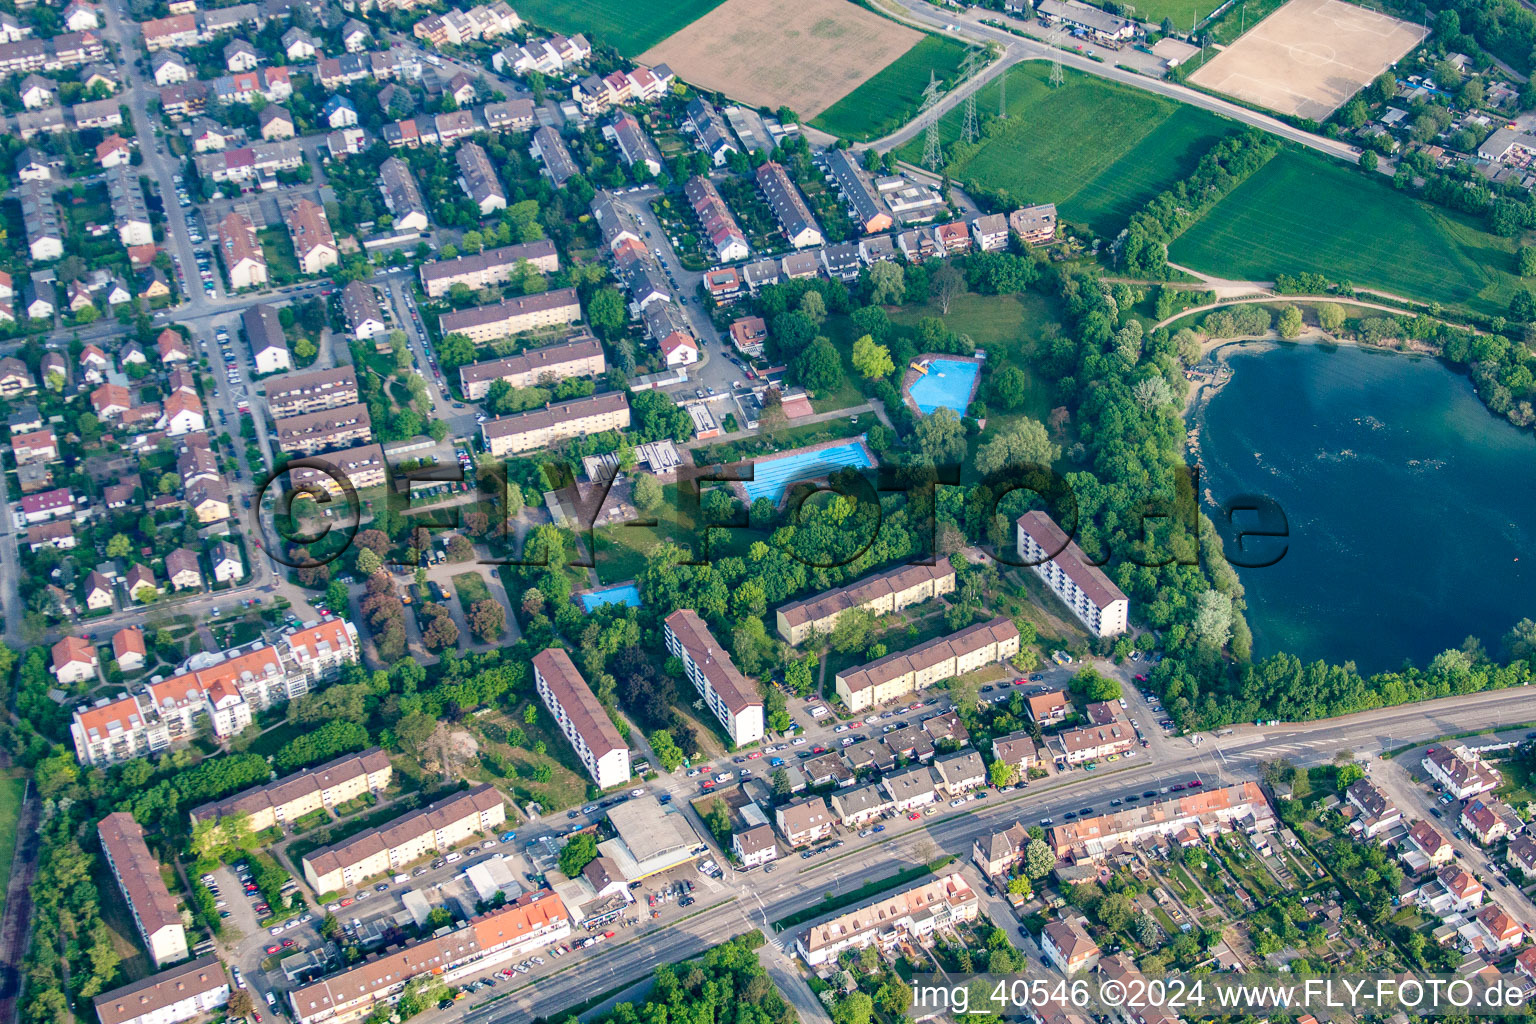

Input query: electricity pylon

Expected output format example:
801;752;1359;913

920;71;944;170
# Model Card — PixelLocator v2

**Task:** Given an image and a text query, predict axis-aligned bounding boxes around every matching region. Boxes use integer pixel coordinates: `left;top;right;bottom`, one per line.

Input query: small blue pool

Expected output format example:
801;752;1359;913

579;582;641;612
741;440;876;504
907;359;980;415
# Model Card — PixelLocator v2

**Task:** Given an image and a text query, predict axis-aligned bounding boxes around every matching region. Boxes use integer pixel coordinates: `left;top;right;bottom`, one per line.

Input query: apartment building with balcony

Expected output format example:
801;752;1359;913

94;957;229;1024
99;811;188;966
418;240;559;297
274;403;372;454
438;288;581;343
266;366;360;418
480;391;629;457
458;335;605;400
795;871;978;966
1016;511;1128;637
775;561;955;645
191;747;392;834
663;609;763;745
834;617;1020;713
532;647;630;790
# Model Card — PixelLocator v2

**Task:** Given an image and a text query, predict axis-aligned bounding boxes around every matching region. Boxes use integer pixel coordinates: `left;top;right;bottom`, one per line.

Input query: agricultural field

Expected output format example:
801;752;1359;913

810;34;978;142
510;0;726;55
898;62;1234;236
640;0;923;118
1168;149;1523;315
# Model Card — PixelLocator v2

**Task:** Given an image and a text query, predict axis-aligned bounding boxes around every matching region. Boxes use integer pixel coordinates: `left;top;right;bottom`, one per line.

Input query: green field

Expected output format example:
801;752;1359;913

899;62;1234;236
511;0;725;54
810;34;976;142
1169;149;1524;315
0;776;21;921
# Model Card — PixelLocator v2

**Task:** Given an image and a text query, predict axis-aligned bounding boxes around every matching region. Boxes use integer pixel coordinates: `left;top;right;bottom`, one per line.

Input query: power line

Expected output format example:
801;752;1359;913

920;70;944;170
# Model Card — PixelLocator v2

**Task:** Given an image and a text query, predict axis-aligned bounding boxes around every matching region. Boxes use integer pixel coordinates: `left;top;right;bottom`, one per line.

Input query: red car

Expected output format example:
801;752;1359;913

1134;674;1148;683
812;746;826;754
908;812;921;821
746;751;761;760
1189;779;1202;787
265;945;281;954
340;897;355;907
701;780;716;790
1012;678;1029;686
282;939;295;948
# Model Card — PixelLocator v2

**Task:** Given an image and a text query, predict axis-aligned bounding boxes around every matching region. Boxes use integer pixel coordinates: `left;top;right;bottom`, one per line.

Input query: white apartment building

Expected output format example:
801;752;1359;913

663;609;763;745
1423;744;1501;800
796;872;978;966
1016;511;1129;637
834;617;1020;713
532;647;630;790
190;747;393;834
94;957;229;1024
99;812;189;967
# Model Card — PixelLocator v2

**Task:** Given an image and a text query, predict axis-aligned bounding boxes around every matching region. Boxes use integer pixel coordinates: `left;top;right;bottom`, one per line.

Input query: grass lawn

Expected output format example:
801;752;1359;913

258;227;301;285
897;62;1235;236
0;776;22;921
593;522;671;584
512;0;726;54
1169;148;1524;316
692;411;881;465
811;34;975;142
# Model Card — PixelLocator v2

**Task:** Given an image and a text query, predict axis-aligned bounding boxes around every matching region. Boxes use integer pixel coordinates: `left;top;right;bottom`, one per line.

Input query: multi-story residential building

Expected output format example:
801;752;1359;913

775;797;833;848
340;281;385;339
458;336;605;400
267;366;360;418
454;141;506;215
439;288;581;343
480;391;629;456
20;178;61;260
835;617;1020;713
1462;797;1522;845
991;730;1039;777
288;891;568;1024
683;175;749;263
530;126;578;186
532;648;630;790
1016;511;1129;637
94;957;229;1024
1041;917;1100;975
824;149;892;234
493;32;590;75
301;783;506;892
12;426;57;464
377;156;429;232
243;303;291;373
796;871;978;966
1345;777;1402;838
775;562;955;645
99;811;189;966
663;609;764;745
285;198;338;274
830;784;893;828
755;161;822;249
973;821;1031;877
106;163;152;246
419;240;559;297
217;211;268;289
286;442;389;497
1047;782;1275;858
732;825;777;868
604;112;663;178
1423;744;1501;800
274;403;372;454
1051;720;1135;767
971;213;1009;251
190;747;392;834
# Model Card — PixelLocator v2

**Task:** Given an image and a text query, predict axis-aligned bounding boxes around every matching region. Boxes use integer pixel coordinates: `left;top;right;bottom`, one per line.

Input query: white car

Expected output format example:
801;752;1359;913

629;788;644;797
791;737;807;746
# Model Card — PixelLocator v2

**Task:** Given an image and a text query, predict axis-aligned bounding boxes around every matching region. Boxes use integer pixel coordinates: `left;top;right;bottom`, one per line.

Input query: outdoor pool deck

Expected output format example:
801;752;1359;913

735;437;878;505
903;355;983;416
577;581;642;612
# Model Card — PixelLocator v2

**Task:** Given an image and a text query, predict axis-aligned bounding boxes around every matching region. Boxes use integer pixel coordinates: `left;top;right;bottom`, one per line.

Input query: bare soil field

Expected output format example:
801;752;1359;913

640;0;923;118
1187;0;1427;120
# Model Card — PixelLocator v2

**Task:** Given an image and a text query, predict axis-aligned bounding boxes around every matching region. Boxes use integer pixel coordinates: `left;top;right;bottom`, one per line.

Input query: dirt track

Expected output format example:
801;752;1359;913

0;783;40;1024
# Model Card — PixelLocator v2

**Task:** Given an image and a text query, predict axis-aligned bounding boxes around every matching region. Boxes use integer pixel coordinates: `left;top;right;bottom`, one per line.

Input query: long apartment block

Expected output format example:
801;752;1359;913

301;783;506;893
99;811;189;967
1016;511;1128;637
419;240;560;297
458;335;605;400
834;616;1021;713
663;609;763;745
274;403;372;455
438;287;581;343
94;957;230;1024
775;562;956;645
190;747;393;833
286;443;390;498
480;391;629;457
532;648;630;789
266;366;360;418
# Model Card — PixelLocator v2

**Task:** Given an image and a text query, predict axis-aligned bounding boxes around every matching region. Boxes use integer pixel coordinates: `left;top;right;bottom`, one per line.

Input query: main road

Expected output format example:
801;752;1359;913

444;686;1536;1023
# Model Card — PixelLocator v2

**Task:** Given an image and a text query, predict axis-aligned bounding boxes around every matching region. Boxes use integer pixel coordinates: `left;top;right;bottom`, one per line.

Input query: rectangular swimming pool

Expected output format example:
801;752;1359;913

578;582;641;612
907;359;980;415
741;439;876;504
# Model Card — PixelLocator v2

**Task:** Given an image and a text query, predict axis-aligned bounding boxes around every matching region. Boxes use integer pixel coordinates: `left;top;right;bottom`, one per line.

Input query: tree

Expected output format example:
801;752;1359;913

833;992;874;1024
793;338;844;396
558;832;599;876
106;533;132;558
650;729;684;770
1024;838;1056;878
631;473;663;513
932;263;964;315
989;759;1016;788
586;287;626;341
974;419;1059;475
228;992;255;1019
468;599;505;642
1007;875;1032;898
1505;618;1536;661
355;547;383;577
1359;150;1377;172
1520;247;1536;278
799;290;826;326
1277;305;1304;339
1336;762;1365;787
868;260;905;305
1316;302;1346;331
989;366;1031;410
913;406;968;466
851;334;894;379
1192;589;1233;649
325;580;350;611
294;337;317;361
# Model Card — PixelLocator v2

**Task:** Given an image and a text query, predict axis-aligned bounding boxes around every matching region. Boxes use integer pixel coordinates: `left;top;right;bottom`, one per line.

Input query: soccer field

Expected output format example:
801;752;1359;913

898;63;1234;236
512;0;726;55
810;35;976;142
1169;150;1523;315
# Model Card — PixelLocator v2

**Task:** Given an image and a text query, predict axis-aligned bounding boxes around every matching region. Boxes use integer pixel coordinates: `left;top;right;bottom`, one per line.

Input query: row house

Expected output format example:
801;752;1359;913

218;211;269;290
412;1;519;47
285;197;338;274
107;164;152;247
757;161;822;249
194;138;305;183
683;175;749;263
211;66;293;106
573;63;674;116
378;155;429;232
492;32;590;75
605;112;663;178
456;141;505;214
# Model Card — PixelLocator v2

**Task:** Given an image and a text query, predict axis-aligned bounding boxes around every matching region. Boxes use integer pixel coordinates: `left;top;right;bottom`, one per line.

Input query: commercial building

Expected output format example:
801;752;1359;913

756;161;822;249
796;871;978;966
1047;781;1275;858
439;288;581;343
458;335;605;400
377;156;429;232
835;617;1020;713
775;562;955;645
663;609;764;745
599;794;706;880
532;647;630;790
1016;511;1129;637
480;391;629;457
190;747;393;834
301;783;506;893
267;366;360;418
286;443;389;496
275;403;372;454
420;241;559;297
99;811;189;967
94;957;229;1024
288;891;570;1024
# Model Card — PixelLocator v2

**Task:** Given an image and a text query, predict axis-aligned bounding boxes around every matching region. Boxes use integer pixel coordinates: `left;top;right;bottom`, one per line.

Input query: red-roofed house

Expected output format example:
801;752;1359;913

91;383;131;418
112;627;146;672
1476;903;1525;953
659;332;698;367
157;390;205;435
157;329;191;363
53;635;99;684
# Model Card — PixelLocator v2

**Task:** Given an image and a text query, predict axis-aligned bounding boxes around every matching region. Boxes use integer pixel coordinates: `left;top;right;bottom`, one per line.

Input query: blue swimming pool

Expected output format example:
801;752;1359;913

741;440;876;504
579;582;641;612
907;359;980;415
